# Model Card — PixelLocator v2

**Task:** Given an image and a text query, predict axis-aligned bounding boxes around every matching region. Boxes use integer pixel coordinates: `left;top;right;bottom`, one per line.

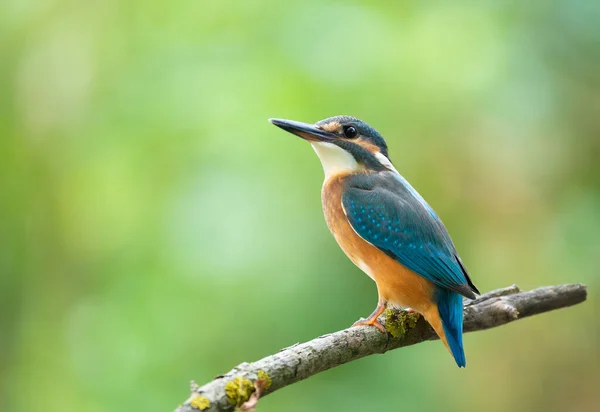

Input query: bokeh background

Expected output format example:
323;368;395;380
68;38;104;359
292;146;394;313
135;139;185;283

1;1;599;411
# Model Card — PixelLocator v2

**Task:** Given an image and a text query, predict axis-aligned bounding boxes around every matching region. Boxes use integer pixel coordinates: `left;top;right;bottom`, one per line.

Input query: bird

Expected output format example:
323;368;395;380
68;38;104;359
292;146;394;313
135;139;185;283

269;115;480;367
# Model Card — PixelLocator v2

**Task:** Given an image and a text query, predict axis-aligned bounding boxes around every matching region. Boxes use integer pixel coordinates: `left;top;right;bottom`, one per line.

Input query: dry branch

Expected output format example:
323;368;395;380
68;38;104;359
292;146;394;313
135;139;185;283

175;283;587;412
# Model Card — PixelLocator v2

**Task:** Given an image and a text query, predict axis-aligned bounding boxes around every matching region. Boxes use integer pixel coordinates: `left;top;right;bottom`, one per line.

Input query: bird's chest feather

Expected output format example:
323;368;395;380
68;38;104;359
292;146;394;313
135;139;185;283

321;173;435;309
321;175;373;274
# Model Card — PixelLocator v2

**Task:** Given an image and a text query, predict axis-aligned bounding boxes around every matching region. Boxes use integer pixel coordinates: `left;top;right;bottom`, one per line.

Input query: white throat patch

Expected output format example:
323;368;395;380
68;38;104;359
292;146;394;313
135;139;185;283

311;142;360;178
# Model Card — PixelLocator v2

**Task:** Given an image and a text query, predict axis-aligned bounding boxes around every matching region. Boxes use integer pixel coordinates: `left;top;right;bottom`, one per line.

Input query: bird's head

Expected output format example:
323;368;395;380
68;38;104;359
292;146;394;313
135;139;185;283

270;116;394;178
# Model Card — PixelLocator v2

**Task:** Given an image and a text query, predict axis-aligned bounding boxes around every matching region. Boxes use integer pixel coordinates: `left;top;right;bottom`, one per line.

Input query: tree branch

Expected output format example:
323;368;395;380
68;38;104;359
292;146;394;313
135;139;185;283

175;284;587;412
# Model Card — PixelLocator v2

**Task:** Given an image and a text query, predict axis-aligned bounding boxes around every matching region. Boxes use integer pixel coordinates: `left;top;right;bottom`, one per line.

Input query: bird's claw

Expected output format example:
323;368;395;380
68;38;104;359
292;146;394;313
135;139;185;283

352;318;386;333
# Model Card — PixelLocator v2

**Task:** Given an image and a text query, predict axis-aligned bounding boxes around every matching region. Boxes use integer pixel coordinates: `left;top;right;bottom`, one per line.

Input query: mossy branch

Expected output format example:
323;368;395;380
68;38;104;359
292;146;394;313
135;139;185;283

175;283;587;412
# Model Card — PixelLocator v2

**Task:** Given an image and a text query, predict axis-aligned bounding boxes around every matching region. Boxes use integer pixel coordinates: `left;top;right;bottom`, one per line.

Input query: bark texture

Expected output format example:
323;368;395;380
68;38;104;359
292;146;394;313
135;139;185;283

175;283;587;412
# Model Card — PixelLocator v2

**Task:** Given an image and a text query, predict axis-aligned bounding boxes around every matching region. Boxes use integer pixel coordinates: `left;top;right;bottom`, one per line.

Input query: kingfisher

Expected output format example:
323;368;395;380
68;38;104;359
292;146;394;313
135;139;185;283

270;116;480;367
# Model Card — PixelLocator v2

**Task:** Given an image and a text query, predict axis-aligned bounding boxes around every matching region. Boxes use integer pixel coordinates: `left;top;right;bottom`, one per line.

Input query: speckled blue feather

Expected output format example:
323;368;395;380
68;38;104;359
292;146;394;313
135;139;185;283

342;172;474;298
342;172;475;367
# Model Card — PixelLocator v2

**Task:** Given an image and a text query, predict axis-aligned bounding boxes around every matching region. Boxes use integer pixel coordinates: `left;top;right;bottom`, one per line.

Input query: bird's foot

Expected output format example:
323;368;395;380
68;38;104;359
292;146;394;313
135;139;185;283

405;307;416;313
352;317;386;333
352;301;388;333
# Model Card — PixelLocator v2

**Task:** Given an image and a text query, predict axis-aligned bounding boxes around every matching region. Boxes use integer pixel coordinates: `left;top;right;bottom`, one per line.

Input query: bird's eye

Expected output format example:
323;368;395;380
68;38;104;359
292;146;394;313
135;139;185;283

343;126;358;139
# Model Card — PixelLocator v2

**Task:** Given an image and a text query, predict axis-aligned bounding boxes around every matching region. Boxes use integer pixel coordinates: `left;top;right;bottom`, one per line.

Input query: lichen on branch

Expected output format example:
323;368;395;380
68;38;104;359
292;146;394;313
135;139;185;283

175;284;587;412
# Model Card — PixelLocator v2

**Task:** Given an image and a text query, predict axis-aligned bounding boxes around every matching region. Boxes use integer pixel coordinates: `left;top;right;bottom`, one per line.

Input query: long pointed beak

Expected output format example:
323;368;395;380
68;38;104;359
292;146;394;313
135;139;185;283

269;118;336;142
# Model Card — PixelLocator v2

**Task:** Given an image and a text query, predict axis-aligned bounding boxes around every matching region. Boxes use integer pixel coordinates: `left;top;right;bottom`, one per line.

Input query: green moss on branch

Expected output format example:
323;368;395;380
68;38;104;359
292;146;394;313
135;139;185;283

385;309;420;338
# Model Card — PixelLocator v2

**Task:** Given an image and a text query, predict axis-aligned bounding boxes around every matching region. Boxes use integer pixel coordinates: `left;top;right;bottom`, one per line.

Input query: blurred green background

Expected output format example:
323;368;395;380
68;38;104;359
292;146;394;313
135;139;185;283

1;1;599;411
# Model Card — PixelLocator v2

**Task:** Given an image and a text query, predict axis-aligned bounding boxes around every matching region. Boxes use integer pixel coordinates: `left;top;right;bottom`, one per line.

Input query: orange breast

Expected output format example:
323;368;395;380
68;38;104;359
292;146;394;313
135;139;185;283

322;173;436;312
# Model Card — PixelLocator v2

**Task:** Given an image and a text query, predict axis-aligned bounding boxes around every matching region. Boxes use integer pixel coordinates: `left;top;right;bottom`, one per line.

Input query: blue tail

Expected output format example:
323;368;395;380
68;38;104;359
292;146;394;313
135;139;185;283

436;289;466;367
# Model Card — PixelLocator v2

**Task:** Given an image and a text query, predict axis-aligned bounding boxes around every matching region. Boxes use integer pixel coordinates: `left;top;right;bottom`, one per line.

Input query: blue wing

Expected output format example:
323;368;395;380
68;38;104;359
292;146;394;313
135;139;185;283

342;172;478;299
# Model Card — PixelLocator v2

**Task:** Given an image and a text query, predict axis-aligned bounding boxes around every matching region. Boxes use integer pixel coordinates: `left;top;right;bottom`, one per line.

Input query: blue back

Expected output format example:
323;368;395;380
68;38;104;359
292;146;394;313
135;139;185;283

342;172;476;299
341;172;476;367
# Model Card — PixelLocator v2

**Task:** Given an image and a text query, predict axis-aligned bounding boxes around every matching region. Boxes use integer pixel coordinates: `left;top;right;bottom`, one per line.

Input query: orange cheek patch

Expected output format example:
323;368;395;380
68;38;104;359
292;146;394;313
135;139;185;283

356;138;381;155
320;122;341;133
